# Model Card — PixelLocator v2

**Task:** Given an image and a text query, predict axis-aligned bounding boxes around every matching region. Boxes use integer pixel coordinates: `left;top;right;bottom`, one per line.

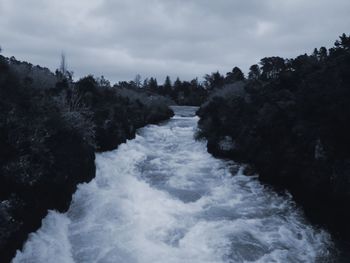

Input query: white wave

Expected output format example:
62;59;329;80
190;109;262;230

13;107;333;263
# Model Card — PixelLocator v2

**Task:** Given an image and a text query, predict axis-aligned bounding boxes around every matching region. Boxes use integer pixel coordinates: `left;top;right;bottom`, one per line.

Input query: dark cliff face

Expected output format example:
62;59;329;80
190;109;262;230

197;35;350;243
0;55;173;262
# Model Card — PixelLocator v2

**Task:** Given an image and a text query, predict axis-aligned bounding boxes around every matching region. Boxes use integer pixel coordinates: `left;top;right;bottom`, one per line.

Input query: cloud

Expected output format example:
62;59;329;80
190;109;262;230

0;0;349;84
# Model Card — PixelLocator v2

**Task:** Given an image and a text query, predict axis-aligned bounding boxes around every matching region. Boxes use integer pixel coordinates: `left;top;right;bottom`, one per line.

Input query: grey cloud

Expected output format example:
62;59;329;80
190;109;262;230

0;0;349;84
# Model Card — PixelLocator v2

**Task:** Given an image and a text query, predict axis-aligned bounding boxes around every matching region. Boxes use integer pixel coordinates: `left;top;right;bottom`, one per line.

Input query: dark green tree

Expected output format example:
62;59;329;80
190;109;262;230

164;76;172;89
318;47;328;61
148;77;158;90
162;76;172;96
248;64;261;80
190;78;199;88
174;77;182;89
335;33;350;50
76;75;97;94
260;57;285;80
225;67;245;83
204;71;224;90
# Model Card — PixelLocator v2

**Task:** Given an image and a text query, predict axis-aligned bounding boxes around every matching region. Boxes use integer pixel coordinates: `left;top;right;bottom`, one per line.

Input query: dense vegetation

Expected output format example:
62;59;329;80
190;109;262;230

116;66;249;106
0;55;173;261
117;75;208;106
2;32;350;260
197;34;350;240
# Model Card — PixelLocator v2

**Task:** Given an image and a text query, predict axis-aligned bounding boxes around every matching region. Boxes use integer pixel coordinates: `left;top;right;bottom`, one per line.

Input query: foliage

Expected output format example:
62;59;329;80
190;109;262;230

197;34;350;238
0;54;173;261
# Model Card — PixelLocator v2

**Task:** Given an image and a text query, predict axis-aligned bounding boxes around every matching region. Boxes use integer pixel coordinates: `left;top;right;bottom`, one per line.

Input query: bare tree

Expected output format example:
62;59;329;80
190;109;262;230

134;74;142;88
57;52;74;81
60;52;67;76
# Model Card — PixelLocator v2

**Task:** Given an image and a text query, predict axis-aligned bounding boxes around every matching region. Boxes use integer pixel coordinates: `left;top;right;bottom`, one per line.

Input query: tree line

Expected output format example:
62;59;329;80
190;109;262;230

197;34;350;244
0;52;173;261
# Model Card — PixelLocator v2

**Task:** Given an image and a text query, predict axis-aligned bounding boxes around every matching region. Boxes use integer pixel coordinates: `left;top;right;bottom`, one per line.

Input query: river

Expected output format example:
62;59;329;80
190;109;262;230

13;106;334;263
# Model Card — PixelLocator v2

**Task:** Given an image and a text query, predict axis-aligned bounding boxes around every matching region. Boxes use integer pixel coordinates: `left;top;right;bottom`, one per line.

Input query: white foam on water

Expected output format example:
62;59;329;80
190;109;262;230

13;107;333;263
13;212;74;263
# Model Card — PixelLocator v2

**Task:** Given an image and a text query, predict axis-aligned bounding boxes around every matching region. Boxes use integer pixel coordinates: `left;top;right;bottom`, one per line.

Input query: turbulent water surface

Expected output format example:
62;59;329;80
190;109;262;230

14;106;333;263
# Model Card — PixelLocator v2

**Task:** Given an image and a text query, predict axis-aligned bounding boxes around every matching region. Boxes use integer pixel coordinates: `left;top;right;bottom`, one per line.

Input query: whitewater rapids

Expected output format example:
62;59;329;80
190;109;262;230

13;106;333;263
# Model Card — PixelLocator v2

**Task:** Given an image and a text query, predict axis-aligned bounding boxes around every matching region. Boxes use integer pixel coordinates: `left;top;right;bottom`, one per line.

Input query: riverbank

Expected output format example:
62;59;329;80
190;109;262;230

0;55;174;262
13;106;333;263
196;35;350;254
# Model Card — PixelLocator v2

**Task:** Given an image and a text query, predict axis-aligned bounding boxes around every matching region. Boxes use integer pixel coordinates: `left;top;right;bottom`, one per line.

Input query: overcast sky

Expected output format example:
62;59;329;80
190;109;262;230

1;0;349;84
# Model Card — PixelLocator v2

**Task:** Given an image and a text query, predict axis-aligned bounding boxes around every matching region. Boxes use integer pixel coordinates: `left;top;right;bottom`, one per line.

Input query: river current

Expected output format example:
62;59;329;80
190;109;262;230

13;106;333;263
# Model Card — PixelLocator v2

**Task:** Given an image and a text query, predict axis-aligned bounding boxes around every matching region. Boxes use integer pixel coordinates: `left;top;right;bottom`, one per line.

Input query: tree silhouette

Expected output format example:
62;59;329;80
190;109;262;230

148;77;158;90
248;64;261;80
164;76;172;89
260;57;285;80
60;52;67;76
174;77;182;90
204;71;224;90
319;47;328;61
335;33;350;50
163;76;172;96
225;67;245;83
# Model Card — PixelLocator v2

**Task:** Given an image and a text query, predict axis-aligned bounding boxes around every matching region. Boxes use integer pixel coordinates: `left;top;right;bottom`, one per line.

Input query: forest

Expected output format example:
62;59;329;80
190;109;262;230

197;33;350;242
0;54;173;261
1;33;350;261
